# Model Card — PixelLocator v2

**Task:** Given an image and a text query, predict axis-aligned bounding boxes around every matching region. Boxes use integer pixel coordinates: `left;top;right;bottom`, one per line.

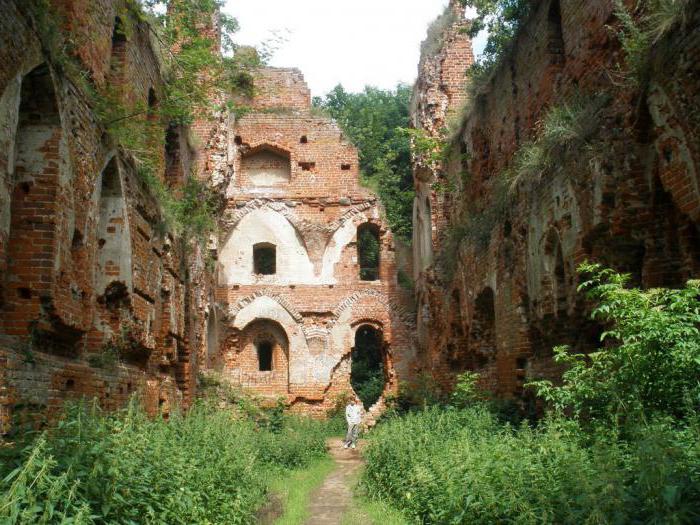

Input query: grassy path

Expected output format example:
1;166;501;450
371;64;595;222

304;438;365;524
264;437;409;525
258;458;335;524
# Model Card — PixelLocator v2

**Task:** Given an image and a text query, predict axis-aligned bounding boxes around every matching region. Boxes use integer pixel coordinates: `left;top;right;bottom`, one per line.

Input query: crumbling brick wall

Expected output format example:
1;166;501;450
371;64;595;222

200;67;417;419
411;0;699;400
0;0;215;432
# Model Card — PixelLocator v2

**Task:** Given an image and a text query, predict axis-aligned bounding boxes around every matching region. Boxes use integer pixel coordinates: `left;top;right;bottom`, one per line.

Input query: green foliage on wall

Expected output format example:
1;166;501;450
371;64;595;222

22;0;265;250
313;84;414;240
529;263;700;424
612;0;692;87
459;0;531;91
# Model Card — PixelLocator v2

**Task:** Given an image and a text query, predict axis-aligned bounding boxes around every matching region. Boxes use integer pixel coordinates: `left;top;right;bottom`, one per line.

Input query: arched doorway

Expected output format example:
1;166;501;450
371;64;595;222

351;325;385;409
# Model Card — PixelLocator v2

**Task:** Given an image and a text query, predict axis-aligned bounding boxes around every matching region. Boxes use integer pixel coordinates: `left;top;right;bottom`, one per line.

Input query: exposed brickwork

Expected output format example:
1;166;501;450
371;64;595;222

412;0;700;401
200;67;416;419
0;0;215;433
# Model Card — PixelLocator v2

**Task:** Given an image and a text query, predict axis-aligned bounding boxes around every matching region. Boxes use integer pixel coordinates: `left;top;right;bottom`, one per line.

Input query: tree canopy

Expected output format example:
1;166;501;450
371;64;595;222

313;84;414;240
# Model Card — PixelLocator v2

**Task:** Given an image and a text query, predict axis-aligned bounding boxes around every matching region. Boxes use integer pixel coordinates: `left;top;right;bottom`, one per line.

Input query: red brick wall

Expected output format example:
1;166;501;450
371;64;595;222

201;68;416;418
412;0;700;401
0;0;215;433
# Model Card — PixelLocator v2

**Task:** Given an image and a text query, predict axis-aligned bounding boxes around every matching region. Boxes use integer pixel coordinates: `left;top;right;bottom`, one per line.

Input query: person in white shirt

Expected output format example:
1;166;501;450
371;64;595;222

343;396;363;449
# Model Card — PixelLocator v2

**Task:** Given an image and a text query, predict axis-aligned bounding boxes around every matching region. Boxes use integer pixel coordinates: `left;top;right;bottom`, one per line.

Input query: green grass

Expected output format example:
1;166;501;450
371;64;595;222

361;406;700;524
267;458;335;525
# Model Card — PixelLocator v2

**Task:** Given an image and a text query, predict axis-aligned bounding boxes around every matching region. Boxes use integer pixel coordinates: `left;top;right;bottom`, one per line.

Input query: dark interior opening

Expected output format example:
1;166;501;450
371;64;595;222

351;325;385;409
357;223;380;281
253;243;276;275
257;341;273;371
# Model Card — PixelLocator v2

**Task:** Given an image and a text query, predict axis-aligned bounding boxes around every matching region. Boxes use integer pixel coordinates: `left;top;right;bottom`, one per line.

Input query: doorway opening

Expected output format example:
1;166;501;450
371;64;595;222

351;325;385;409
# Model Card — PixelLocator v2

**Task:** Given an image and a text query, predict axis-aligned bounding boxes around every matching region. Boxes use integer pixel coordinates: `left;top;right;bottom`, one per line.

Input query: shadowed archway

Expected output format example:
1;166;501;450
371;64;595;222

351;325;385;408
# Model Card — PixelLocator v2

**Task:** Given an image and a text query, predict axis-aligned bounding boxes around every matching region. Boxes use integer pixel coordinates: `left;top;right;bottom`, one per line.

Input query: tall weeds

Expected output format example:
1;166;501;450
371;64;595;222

0;400;329;524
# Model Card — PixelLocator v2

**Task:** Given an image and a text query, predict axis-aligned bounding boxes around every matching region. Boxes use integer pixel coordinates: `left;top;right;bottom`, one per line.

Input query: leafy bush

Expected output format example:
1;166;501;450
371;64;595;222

529;263;700;424
363;268;700;523
461;0;531;93
362;406;700;524
0;400;329;524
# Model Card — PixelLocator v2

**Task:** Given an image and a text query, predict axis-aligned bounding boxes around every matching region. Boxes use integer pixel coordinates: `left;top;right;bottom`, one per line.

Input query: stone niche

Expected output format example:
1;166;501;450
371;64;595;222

242;147;291;186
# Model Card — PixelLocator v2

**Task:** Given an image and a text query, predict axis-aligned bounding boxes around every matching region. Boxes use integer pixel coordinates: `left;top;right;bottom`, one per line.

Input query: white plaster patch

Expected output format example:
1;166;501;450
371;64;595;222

242;149;291;186
219;208;315;285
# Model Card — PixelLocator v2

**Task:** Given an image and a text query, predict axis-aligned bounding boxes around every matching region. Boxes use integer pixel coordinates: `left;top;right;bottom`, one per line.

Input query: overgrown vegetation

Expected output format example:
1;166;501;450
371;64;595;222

362;266;700;523
313;85;414;239
22;0;264;249
530;263;700;424
612;0;692;87
436;91;609;281
0;392;331;524
459;0;531;95
506;94;609;191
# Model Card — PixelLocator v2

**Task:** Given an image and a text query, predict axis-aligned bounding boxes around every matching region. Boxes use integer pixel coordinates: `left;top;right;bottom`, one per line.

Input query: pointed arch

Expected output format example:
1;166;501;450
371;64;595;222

2;63;63;332
95;156;132;296
240;144;291;186
219;207;314;285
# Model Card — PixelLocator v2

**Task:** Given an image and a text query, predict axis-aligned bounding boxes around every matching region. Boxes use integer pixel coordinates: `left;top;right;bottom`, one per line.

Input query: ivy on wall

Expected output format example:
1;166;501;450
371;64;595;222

21;0;265;250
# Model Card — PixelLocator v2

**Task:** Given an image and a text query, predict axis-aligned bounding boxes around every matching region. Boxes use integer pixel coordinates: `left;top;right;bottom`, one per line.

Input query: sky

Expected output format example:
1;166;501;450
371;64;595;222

224;0;487;98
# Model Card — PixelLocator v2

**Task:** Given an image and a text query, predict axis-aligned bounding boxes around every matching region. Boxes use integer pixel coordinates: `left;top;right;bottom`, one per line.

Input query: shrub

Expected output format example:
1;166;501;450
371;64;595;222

529;263;700;424
362;406;700;524
0;399;329;524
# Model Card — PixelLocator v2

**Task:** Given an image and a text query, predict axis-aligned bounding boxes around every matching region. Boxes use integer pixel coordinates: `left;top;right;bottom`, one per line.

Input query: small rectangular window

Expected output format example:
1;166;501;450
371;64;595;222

257;341;273;371
253;243;276;275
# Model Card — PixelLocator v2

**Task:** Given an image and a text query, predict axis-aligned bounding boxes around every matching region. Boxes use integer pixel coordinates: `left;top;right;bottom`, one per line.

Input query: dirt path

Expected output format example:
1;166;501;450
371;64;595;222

304;437;364;525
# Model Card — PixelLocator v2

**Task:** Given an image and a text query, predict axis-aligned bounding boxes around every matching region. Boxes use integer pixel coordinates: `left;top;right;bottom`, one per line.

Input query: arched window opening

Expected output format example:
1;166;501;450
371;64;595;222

206;308;218;365
547;0;565;63
553;243;567;315
147;88;158;121
351;325;385;409
110;17;127;80
96;157;130;296
234;319;290;393
545;230;568;316
468;288;496;357
241;146;291;186
450;289;464;337
253;243;276;275
357;223;380;281
257;340;273;371
420;196;433;271
3;64;61;325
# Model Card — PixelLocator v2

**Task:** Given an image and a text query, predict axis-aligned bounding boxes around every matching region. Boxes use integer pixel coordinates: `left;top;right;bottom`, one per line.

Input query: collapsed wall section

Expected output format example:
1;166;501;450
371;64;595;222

200;67;417;419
